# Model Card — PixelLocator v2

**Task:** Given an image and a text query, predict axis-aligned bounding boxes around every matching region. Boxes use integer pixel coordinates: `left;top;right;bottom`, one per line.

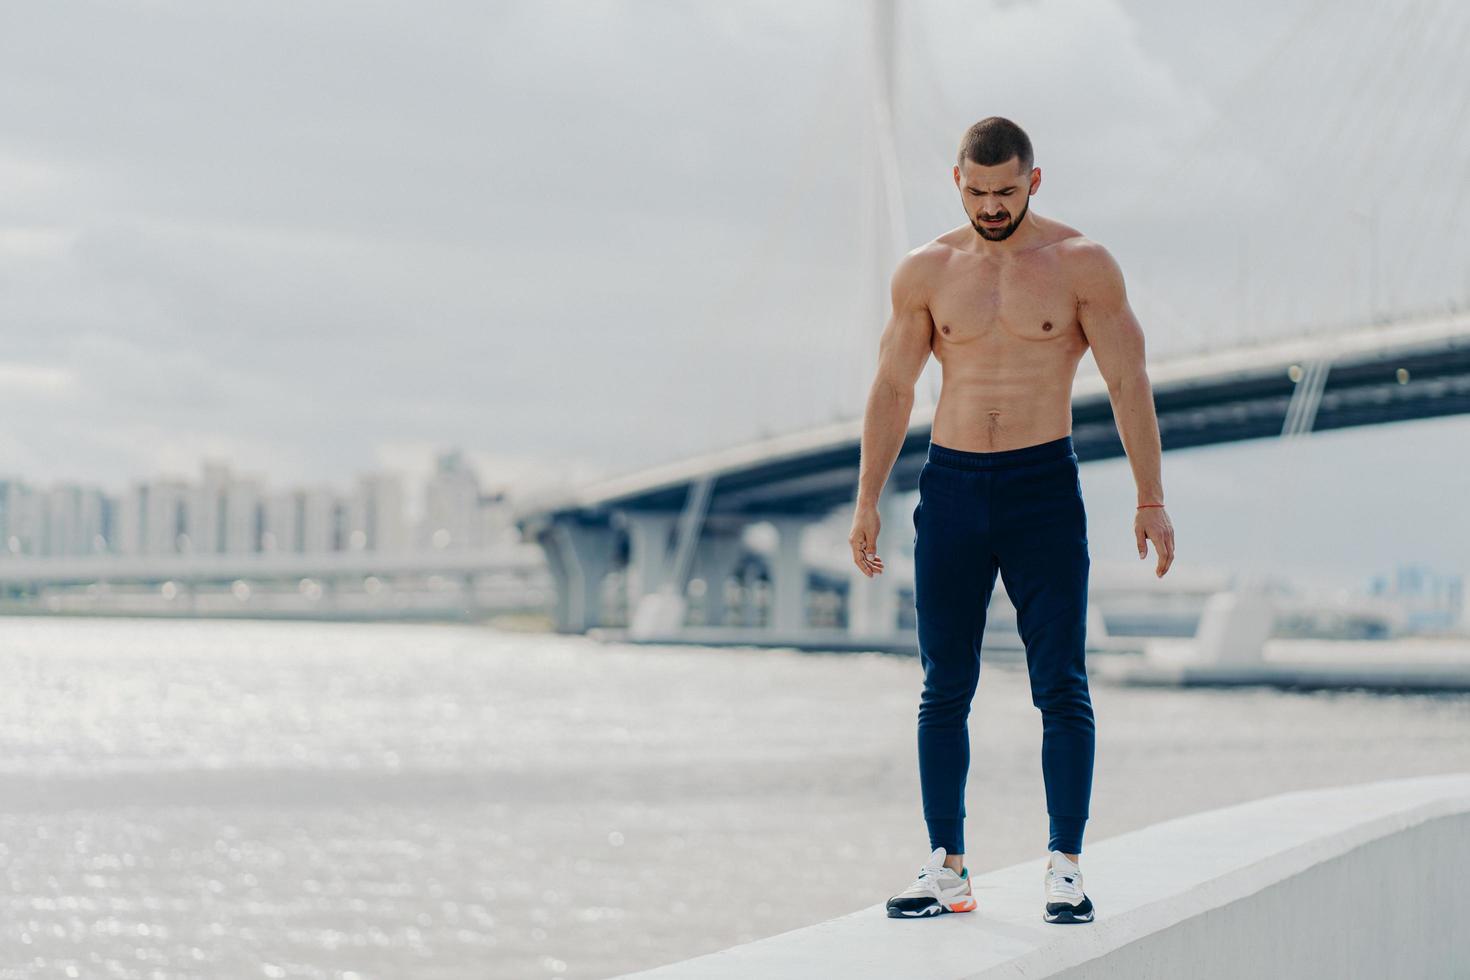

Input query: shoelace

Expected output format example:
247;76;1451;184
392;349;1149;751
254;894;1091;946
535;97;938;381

1046;866;1084;903
900;863;955;899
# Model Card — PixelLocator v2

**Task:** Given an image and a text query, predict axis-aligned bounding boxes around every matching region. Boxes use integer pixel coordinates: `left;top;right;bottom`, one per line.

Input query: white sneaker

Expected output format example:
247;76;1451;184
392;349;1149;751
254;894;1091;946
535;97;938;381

886;847;976;918
1043;850;1094;923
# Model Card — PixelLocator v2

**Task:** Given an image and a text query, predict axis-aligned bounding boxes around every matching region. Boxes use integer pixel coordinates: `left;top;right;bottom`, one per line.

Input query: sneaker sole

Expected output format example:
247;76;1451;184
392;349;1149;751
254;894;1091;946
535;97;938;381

1042;906;1095;924
886;896;976;918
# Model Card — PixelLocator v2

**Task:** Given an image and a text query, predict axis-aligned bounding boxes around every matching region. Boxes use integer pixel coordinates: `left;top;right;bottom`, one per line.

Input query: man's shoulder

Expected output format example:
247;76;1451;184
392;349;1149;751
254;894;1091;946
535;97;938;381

1052;235;1130;312
1053;231;1119;274
904;236;956;266
890;239;950;293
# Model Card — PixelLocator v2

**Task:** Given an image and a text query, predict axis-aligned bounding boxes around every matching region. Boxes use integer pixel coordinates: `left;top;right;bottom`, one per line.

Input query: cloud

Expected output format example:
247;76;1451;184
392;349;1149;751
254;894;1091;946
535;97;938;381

0;360;78;396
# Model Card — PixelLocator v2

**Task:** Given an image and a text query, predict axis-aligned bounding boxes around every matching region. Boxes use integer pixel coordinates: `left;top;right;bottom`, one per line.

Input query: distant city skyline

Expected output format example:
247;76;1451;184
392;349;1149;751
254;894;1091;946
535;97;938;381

0;448;518;562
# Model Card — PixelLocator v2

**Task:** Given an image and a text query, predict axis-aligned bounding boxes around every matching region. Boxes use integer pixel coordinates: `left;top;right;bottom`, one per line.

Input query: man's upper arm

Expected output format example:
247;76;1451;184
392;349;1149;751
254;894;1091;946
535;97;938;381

874;251;934;395
1075;240;1147;390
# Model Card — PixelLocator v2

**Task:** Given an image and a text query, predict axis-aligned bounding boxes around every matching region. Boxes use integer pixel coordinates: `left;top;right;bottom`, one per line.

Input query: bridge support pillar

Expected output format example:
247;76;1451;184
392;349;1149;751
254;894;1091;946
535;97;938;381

536;518;618;633
619;512;679;624
732;560;762;628
847;486;912;636
461;573;478;620
767;517;808;633
689;531;746;627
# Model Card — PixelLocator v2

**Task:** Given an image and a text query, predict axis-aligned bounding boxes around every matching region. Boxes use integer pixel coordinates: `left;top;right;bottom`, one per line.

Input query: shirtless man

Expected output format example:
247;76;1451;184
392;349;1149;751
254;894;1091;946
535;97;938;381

849;117;1175;924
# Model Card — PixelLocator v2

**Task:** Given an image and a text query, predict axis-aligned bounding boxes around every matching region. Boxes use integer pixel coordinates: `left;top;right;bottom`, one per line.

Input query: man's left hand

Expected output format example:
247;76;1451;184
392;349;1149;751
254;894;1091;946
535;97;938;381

1135;506;1175;578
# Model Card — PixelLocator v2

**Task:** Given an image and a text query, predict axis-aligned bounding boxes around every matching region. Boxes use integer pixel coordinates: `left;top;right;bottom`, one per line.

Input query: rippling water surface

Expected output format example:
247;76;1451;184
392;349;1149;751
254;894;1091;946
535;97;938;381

0;616;1467;979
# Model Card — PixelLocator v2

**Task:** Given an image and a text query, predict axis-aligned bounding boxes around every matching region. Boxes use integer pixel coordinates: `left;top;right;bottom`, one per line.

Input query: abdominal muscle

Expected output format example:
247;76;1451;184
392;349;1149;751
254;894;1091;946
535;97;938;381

929;371;1076;452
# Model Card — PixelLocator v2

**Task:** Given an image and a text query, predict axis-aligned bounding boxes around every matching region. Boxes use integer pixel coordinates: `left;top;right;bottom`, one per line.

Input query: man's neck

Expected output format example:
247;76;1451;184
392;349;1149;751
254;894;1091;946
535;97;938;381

964;213;1042;256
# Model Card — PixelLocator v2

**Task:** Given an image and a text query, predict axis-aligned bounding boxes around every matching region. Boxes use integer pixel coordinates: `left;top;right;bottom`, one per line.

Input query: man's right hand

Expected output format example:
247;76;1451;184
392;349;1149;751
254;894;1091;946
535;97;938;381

849;506;885;578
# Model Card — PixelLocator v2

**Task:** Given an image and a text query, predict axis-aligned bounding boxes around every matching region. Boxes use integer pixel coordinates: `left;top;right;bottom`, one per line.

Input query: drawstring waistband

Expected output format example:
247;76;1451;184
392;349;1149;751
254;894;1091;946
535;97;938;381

927;435;1075;471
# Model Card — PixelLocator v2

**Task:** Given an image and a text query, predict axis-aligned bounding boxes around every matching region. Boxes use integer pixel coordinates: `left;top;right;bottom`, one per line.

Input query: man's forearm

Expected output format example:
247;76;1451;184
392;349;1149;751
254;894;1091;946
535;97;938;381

1109;370;1165;505
857;381;913;509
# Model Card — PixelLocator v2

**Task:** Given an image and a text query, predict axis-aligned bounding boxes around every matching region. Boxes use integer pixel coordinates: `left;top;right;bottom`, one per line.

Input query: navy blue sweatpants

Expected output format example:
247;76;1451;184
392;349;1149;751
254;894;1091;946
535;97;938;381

911;434;1095;856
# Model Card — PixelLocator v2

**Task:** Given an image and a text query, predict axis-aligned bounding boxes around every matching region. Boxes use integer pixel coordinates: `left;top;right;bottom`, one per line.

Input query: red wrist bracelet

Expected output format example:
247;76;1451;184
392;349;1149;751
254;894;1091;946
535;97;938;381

1137;503;1165;509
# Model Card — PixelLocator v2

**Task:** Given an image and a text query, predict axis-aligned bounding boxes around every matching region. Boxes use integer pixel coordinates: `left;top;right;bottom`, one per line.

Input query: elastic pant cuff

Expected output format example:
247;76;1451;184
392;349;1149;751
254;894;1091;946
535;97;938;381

926;818;964;856
1048;814;1086;855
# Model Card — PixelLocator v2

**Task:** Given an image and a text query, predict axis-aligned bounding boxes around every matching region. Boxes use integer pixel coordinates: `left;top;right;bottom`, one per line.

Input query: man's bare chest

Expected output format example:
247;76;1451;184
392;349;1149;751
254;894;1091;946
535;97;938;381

927;259;1080;346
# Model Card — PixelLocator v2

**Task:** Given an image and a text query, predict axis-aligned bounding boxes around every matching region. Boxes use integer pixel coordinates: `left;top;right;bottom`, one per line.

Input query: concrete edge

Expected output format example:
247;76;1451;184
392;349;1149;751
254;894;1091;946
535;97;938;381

612;772;1470;979
973;775;1470;978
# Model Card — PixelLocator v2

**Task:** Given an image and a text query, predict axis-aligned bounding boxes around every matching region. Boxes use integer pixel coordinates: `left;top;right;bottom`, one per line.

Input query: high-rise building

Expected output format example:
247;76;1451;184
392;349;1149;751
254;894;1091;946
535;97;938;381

223;478;264;555
0;478;40;557
115;482;149;555
421;450;483;550
300;486;342;553
10;483;44;557
144;480;191;555
42;486;71;557
262;490;303;553
99;493;117;555
1372;562;1467;634
348;472;408;553
187;460;231;555
42;484;107;557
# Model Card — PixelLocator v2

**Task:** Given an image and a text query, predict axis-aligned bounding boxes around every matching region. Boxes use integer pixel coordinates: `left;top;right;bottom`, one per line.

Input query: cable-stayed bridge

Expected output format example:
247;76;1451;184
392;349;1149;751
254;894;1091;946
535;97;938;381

515;309;1470;638
514;0;1470;646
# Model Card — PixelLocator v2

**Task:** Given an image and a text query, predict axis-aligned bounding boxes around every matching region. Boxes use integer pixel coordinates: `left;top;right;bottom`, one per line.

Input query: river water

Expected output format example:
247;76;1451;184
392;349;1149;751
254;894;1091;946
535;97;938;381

0;616;1466;979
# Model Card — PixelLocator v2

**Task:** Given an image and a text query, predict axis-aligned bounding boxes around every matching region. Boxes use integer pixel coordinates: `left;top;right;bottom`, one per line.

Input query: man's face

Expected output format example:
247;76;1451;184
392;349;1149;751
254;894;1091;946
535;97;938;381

953;156;1039;241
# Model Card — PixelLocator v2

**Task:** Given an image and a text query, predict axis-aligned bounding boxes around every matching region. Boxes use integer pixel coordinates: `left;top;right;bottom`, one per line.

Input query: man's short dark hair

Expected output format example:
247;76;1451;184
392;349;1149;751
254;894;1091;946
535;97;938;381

957;117;1034;174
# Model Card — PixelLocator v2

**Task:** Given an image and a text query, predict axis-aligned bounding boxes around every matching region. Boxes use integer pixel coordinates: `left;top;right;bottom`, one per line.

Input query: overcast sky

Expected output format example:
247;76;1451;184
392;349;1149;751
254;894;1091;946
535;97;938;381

2;0;1467;594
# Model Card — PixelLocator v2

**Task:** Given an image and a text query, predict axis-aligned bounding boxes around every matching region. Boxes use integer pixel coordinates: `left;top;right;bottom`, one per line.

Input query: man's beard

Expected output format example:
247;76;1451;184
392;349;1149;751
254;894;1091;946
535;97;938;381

971;194;1029;241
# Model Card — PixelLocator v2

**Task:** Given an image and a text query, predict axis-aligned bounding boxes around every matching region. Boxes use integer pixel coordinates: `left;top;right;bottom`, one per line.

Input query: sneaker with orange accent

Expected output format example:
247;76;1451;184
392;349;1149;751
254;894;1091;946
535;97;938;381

885;847;975;918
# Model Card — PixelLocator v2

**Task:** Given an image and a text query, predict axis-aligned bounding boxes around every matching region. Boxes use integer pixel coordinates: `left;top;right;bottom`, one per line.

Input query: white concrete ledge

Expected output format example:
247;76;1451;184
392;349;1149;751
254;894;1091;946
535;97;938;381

614;773;1470;979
